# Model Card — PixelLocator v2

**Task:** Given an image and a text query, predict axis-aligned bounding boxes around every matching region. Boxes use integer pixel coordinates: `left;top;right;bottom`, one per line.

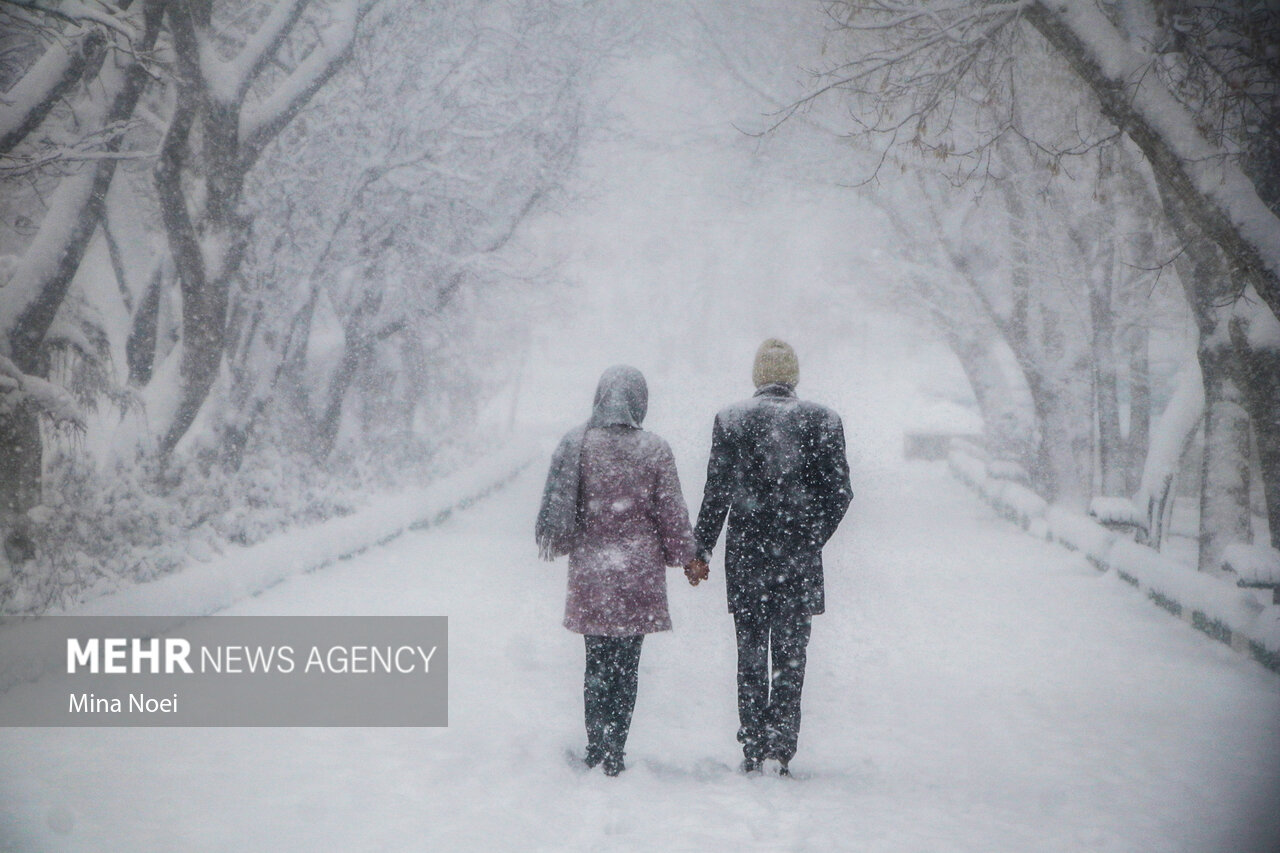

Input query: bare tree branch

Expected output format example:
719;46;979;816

238;1;365;169
200;0;313;104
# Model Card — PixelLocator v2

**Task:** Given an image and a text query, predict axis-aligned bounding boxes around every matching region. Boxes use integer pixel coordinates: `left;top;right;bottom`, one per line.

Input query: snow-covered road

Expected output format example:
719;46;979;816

2;461;1278;852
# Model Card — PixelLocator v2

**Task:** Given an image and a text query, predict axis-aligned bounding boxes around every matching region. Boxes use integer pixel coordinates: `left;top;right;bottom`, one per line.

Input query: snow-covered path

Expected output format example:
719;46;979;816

2;461;1278;852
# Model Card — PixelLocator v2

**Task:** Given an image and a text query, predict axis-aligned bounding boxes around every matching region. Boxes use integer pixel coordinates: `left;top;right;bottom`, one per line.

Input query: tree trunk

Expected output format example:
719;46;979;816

1091;273;1125;496
313;286;381;460
1126;324;1151;495
1091;144;1126;497
1153;144;1258;571
0;405;42;520
996;178;1068;498
152;92;243;457
1197;339;1254;572
0;30;107;154
316;329;373;461
1235;336;1280;549
126;265;163;386
1036;370;1093;510
1134;355;1202;550
0;403;41;568
1025;374;1058;500
943;327;1036;469
0;0;163;520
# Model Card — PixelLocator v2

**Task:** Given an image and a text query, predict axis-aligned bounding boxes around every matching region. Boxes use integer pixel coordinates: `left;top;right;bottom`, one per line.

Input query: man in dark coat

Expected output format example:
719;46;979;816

685;339;852;775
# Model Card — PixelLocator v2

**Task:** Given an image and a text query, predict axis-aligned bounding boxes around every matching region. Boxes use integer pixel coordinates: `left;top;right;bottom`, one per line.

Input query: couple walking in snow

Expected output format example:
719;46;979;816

536;339;853;778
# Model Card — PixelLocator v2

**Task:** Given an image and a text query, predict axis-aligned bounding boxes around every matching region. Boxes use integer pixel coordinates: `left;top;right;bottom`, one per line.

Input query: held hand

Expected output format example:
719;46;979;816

684;559;709;586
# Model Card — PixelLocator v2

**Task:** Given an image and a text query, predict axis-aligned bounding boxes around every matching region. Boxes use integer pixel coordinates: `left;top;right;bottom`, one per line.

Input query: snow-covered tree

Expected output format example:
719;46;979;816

0;0;614;612
0;0;164;559
811;0;1280;568
143;0;378;458
220;0;607;467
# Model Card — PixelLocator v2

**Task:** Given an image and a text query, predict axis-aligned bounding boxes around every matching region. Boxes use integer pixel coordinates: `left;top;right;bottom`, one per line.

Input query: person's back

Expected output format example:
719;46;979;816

687;339;851;774
567;425;692;636
696;379;851;618
536;364;696;776
713;387;849;562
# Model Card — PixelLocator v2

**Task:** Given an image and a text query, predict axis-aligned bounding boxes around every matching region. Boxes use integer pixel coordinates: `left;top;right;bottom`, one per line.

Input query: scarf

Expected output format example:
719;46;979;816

535;366;648;560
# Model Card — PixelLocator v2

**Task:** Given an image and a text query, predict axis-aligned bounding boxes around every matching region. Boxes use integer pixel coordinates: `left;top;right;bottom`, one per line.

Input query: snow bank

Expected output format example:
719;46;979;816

1089;497;1143;528
0;444;537;694
948;445;1280;673
986;459;1030;485
1222;544;1280;586
948;449;987;491
951;437;988;463
996;482;1047;530
946;449;1042;529
1046;506;1116;566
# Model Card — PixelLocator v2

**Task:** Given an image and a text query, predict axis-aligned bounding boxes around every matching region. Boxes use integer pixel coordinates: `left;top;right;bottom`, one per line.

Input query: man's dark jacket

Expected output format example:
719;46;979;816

694;383;853;616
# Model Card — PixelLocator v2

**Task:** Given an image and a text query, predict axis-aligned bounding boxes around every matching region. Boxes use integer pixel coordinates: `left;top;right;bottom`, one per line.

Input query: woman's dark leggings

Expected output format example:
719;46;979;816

583;635;644;762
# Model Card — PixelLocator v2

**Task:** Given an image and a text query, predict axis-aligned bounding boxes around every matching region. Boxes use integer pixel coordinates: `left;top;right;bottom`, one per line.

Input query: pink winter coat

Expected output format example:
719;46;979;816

563;426;696;636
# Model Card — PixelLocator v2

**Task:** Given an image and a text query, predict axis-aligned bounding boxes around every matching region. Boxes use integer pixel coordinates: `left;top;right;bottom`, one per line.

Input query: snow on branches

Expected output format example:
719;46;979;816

0;354;83;429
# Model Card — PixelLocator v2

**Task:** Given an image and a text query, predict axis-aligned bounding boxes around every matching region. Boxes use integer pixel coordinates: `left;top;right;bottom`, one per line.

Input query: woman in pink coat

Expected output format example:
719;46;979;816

536;365;696;776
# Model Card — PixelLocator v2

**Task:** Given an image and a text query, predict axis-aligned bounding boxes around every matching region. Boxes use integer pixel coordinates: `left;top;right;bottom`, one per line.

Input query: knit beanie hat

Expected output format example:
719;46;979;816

752;338;799;388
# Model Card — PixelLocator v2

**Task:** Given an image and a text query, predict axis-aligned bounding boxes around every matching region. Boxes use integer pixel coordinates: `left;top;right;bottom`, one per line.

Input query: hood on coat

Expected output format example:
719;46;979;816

590;365;647;429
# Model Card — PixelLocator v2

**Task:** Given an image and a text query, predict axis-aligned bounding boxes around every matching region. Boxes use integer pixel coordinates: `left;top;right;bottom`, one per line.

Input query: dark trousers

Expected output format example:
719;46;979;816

583;635;644;762
733;606;812;763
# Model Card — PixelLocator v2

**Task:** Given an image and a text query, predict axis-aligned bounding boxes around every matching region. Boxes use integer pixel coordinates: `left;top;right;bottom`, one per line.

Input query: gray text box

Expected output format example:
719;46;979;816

0;616;448;726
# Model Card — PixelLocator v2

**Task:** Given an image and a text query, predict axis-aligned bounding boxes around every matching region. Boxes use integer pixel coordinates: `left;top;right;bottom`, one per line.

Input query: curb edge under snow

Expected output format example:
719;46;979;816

946;448;1280;676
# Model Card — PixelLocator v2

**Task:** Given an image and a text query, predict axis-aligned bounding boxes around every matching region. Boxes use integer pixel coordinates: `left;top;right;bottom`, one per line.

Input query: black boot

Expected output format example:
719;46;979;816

603;754;625;777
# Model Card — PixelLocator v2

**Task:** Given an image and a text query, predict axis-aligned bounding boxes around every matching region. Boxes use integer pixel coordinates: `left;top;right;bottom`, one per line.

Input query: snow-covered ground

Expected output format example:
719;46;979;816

2;458;1277;852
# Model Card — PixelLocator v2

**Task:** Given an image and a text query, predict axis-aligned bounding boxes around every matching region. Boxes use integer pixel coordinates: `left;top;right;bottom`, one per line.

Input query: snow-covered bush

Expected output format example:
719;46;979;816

1222;544;1280;587
1;448;367;621
1087;497;1147;542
